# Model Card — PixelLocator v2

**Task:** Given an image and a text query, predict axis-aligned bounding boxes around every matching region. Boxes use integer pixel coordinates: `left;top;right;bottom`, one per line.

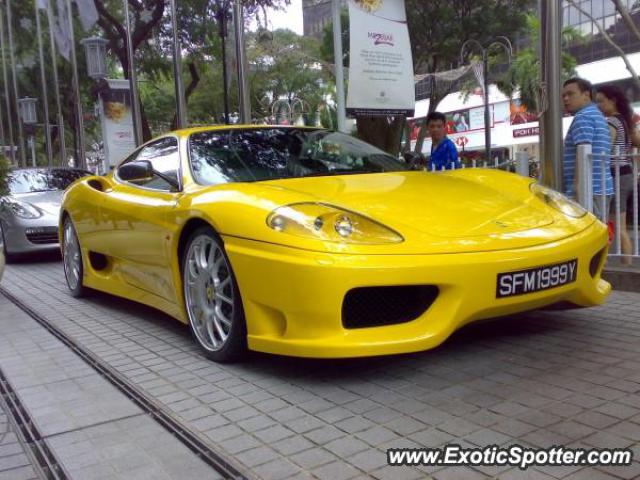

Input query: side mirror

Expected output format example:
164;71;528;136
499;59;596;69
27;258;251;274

118;160;153;183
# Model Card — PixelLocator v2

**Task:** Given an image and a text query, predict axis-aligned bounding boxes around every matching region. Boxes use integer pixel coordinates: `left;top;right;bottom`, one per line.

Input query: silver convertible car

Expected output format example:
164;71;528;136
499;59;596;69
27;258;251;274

0;168;89;260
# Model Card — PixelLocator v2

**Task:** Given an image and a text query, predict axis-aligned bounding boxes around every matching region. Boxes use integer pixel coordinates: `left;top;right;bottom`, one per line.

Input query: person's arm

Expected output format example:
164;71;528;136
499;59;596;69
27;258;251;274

607;125;617;145
631;125;640;148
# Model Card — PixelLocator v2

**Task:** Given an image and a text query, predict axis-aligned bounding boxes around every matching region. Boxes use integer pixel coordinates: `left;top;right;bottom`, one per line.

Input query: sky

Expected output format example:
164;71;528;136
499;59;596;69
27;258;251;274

250;0;304;35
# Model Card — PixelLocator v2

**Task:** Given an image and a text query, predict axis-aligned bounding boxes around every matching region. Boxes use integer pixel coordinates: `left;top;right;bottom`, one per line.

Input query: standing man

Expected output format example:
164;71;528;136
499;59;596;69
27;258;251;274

427;111;461;171
562;77;613;219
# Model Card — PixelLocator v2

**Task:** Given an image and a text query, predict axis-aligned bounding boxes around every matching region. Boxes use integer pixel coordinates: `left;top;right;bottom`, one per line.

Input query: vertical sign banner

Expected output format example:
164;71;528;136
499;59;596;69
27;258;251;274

346;0;415;116
101;79;136;169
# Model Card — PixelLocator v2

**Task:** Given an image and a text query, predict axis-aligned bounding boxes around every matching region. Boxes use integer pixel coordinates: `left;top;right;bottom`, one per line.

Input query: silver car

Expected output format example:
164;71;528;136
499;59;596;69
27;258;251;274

0;168;89;260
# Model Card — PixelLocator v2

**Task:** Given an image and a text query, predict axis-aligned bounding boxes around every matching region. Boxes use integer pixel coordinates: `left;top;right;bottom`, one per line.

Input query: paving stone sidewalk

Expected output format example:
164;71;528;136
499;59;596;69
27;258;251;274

1;256;640;479
0;402;40;480
0;293;221;480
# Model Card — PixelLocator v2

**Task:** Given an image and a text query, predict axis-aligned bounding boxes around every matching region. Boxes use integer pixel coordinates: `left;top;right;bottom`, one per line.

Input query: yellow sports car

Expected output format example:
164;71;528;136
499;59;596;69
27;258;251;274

60;126;610;362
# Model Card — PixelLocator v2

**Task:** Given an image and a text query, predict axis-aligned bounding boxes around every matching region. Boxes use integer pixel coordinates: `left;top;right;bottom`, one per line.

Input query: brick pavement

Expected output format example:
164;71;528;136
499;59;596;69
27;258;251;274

1;256;640;479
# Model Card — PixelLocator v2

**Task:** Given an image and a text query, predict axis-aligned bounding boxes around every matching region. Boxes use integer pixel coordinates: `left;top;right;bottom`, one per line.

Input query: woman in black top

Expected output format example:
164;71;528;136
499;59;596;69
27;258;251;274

596;85;640;265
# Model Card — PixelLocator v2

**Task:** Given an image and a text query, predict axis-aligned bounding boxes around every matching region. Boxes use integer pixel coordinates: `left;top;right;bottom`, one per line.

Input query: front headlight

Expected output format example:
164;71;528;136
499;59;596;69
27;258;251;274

267;203;404;244
530;183;587;218
6;200;43;219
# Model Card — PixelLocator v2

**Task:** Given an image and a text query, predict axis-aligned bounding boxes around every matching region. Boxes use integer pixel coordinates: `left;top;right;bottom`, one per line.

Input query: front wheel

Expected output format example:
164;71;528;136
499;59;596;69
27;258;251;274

182;226;247;362
62;217;87;297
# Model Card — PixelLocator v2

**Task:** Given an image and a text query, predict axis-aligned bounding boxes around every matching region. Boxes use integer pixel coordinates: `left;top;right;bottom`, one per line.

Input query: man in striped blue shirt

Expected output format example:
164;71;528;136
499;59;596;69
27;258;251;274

562;77;613;220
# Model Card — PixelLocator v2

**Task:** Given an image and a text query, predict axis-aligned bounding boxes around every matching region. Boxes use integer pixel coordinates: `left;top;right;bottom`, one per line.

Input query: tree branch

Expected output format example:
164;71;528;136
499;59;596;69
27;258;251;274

611;0;640;44
567;0;640;90
132;0;165;50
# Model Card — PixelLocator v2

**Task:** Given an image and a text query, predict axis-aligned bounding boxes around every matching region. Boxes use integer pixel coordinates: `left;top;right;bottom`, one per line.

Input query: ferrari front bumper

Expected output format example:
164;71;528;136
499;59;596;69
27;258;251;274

224;220;610;358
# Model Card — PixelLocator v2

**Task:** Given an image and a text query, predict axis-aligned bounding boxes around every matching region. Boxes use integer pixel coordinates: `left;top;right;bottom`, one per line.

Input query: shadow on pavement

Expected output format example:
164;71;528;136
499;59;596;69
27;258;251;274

6;249;61;264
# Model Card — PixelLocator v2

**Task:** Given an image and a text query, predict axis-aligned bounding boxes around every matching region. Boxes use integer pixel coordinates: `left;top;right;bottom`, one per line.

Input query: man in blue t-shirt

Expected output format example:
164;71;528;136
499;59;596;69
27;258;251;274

427;111;461;171
562;77;613;220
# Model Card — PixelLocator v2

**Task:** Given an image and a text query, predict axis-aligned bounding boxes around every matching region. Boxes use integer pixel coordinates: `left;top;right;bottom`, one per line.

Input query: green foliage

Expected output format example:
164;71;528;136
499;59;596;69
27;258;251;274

319;0;536;154
249;29;327;121
497;14;581;110
319;10;349;67
0;157;9;197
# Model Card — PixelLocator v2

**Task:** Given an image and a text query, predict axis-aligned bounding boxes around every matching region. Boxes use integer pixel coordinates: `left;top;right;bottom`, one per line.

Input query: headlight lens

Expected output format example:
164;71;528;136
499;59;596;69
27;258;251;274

530;183;587;218
267;203;403;244
6;200;42;219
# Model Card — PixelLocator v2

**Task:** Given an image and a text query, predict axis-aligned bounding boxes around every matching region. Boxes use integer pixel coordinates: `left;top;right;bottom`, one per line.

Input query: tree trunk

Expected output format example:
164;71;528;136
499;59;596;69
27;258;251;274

568;0;640;90
413;87;452;154
356;115;405;156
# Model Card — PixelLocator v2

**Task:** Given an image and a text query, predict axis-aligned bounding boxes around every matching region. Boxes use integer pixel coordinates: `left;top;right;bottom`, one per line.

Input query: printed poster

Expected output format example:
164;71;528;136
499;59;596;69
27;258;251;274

101;79;136;169
346;0;415;116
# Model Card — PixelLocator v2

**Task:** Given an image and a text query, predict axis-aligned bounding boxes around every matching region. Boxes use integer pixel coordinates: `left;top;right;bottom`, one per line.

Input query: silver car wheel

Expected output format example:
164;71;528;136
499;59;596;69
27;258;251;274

63;219;81;291
184;234;235;352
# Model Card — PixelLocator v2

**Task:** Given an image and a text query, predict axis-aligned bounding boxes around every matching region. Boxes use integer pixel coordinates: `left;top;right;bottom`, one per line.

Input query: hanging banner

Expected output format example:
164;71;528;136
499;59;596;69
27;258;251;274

346;0;415;116
101;79;136;170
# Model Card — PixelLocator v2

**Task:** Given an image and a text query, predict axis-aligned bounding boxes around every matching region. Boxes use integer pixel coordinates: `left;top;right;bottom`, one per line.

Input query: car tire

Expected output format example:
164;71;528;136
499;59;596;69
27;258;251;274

62;217;87;298
182;226;247;363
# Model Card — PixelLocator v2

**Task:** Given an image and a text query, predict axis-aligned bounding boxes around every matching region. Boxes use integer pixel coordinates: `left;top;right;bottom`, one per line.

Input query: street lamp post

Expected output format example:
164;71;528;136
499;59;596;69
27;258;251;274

233;0;250;124
460;38;512;163
123;0;143;146
81;37;108;173
18;97;37;167
81;37;108;80
216;2;230;125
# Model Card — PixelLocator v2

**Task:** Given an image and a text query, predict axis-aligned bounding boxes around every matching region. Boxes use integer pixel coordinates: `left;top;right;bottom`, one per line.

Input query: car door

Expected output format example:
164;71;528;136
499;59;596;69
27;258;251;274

100;136;182;302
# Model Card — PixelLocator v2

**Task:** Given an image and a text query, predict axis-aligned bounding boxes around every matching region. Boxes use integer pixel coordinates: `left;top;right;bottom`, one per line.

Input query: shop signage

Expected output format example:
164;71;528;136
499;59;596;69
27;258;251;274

513;126;539;138
346;0;415;116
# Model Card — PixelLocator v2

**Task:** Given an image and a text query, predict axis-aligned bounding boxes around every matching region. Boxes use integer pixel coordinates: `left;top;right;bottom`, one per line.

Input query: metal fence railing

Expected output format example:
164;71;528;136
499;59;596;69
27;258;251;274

577;145;640;264
421;152;533;177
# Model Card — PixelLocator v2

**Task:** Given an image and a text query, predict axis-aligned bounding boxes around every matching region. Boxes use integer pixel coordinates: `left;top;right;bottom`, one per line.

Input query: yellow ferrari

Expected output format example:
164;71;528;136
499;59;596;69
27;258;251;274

60;126;610;362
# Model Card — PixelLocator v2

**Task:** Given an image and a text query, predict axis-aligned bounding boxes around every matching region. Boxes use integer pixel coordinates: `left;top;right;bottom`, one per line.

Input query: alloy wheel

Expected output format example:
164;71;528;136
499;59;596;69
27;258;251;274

63;219;81;291
184;234;236;352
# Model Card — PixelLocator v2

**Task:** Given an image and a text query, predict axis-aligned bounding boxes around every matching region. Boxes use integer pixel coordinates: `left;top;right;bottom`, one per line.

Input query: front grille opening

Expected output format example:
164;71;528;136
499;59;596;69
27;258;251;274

590;248;606;278
25;226;59;245
342;285;439;329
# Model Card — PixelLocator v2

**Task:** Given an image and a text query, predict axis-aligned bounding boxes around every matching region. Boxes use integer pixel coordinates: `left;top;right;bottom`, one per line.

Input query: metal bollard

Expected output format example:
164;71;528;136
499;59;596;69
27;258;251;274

515;151;529;177
576;144;593;213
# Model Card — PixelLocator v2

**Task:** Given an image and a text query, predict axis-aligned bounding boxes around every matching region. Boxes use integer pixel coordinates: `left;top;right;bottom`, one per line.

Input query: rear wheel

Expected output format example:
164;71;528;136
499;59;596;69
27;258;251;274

62;217;87;297
182;226;247;362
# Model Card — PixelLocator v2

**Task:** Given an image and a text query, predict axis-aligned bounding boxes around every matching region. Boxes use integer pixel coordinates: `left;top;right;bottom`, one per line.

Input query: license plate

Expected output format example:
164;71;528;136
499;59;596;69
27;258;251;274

496;259;578;298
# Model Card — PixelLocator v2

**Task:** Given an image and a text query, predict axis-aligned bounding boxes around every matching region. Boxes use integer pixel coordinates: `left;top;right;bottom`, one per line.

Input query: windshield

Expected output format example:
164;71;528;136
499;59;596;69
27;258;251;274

8;169;89;194
188;128;408;185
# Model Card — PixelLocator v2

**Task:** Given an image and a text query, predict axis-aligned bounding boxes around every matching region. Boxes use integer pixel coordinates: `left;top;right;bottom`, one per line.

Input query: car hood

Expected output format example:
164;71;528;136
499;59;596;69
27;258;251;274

12;190;63;216
191;170;595;254
264;171;553;238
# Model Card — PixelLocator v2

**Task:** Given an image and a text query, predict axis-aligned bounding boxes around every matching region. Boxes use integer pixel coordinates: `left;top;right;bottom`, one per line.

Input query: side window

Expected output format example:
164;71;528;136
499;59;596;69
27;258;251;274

118;137;180;191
